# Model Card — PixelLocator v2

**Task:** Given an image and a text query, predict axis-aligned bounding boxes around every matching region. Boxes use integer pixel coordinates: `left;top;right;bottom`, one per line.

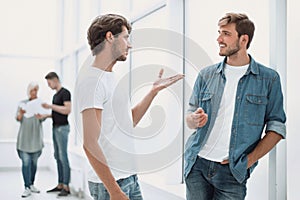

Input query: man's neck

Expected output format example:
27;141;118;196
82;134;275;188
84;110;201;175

93;52;116;72
55;84;62;92
226;51;250;66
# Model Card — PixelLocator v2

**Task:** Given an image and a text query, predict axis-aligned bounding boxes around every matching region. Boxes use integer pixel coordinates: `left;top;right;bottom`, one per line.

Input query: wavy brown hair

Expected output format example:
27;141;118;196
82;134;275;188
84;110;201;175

87;14;132;55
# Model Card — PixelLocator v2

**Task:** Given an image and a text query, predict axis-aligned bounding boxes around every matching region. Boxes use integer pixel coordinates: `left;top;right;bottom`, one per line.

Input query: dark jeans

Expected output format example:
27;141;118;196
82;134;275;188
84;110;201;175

88;175;143;200
186;157;247;200
17;150;42;188
53;124;70;186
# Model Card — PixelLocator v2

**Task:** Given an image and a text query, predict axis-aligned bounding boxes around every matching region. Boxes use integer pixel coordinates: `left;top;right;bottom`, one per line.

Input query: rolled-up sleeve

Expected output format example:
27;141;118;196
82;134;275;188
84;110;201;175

266;120;286;138
265;72;286;138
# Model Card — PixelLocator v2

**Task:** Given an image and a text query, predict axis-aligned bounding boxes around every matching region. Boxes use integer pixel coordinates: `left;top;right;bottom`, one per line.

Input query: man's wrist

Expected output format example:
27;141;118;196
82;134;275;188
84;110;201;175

107;183;122;196
149;88;159;97
247;154;255;168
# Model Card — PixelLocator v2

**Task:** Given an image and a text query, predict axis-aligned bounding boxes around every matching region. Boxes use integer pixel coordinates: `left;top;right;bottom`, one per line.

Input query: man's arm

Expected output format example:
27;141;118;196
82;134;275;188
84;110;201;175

186;108;208;129
247;131;282;168
42;101;71;115
132;89;157;127
244;72;286;168
82;108;129;200
132;69;184;127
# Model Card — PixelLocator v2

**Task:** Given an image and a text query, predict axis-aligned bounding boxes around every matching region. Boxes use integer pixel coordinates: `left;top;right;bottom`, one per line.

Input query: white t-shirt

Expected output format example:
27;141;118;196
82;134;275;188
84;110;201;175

198;63;249;162
74;66;136;183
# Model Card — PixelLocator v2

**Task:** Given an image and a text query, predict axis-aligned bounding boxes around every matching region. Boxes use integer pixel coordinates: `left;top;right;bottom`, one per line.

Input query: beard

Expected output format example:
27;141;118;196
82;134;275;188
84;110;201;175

116;54;127;61
112;41;127;61
219;41;240;57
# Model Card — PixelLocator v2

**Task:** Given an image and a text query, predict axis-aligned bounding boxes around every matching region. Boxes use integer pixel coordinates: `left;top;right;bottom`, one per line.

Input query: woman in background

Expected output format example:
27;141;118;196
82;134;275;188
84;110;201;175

16;82;45;198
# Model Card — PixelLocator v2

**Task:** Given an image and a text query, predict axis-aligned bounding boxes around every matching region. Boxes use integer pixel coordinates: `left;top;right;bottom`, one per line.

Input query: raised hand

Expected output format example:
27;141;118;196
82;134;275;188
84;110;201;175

152;69;184;94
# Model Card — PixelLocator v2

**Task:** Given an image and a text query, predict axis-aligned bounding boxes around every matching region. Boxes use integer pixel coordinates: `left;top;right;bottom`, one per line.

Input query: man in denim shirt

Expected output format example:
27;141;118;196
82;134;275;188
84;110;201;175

185;13;286;200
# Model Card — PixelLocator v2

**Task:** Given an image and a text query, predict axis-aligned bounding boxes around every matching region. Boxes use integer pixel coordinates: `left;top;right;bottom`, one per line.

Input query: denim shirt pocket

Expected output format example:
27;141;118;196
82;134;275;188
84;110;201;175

199;92;213;112
245;94;268;126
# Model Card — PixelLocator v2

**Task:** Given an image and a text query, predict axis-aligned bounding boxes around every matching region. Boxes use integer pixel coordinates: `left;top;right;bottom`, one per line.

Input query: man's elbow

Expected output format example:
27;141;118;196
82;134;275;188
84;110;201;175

66;109;71;115
63;107;71;115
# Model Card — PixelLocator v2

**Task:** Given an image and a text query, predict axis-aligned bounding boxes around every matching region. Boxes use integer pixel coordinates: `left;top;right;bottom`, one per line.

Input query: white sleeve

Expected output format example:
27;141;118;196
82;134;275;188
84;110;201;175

77;79;106;113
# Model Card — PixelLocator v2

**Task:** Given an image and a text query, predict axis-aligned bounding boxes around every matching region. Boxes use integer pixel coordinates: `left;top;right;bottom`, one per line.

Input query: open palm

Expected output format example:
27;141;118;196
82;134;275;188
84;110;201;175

152;69;184;93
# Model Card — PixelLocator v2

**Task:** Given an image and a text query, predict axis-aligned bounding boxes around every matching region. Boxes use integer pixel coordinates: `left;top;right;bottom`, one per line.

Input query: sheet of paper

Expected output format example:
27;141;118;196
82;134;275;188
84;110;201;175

20;98;51;118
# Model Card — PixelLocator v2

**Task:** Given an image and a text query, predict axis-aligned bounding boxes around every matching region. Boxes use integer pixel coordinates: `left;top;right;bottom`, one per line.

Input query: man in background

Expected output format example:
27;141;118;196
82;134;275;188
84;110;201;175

42;72;71;197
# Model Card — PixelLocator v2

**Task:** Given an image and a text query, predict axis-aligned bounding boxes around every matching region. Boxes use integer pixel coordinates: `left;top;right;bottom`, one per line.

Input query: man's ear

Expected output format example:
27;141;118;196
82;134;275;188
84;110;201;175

105;31;114;43
240;34;249;47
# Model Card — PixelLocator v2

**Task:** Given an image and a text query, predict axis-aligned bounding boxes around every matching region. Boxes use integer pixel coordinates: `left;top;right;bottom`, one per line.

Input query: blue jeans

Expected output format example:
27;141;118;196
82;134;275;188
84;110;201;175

185;157;247;200
53;124;70;186
88;175;143;200
17;150;42;188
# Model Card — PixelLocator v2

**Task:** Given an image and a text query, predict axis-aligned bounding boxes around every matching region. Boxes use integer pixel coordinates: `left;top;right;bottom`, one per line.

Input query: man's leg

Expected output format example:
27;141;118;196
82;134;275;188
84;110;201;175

122;175;143;200
55;125;71;196
88;175;143;200
211;162;247;200
53;126;64;185
47;127;64;193
88;181;110;200
185;157;214;200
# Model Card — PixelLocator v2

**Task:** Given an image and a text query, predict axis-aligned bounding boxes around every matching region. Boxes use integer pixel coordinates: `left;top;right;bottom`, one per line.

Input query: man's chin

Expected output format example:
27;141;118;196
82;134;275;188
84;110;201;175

117;56;127;61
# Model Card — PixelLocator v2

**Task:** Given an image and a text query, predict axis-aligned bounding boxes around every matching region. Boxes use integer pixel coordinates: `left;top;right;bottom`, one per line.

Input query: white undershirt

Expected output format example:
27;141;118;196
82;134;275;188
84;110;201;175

198;63;249;162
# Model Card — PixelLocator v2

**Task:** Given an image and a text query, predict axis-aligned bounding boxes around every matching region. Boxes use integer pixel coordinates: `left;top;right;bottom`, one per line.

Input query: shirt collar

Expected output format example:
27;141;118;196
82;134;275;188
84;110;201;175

216;54;259;75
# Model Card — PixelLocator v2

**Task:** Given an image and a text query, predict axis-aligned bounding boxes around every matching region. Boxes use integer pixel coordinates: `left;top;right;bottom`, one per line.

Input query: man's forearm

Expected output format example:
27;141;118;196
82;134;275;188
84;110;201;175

83;144;121;195
51;104;71;115
132;89;157;127
247;131;283;168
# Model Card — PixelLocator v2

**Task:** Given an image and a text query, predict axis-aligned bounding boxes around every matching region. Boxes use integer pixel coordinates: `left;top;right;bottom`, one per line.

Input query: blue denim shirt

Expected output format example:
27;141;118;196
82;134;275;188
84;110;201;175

184;55;286;183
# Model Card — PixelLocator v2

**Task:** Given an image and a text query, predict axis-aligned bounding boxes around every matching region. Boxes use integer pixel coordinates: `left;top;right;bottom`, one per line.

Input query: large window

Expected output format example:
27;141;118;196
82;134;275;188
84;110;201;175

0;0;58;141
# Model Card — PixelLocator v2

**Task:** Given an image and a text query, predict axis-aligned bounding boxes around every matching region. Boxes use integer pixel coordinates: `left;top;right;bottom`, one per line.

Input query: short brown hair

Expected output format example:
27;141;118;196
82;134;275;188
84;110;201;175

218;13;255;49
87;14;132;55
45;72;59;80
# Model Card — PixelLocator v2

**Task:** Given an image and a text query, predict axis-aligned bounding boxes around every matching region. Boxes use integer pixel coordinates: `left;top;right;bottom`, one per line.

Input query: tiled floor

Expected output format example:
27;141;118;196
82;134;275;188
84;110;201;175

0;169;184;200
0;169;90;200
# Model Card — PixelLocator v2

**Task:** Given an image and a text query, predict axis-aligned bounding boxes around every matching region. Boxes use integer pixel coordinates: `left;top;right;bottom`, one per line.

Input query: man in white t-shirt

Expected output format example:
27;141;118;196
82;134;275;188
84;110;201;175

74;14;183;200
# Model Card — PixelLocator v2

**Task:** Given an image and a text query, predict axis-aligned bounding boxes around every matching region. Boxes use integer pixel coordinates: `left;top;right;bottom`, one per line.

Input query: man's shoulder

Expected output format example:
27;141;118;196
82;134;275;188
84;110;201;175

62;87;70;92
61;87;71;95
199;62;221;75
253;60;279;78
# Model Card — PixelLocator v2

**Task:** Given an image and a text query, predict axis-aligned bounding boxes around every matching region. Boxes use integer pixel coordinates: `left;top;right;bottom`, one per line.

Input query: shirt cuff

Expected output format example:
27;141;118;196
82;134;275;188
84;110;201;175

265;120;286;139
187;105;197;114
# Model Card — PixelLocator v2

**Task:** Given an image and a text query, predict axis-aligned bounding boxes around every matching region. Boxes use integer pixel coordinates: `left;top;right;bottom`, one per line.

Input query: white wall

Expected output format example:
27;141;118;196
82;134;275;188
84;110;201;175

287;1;300;199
